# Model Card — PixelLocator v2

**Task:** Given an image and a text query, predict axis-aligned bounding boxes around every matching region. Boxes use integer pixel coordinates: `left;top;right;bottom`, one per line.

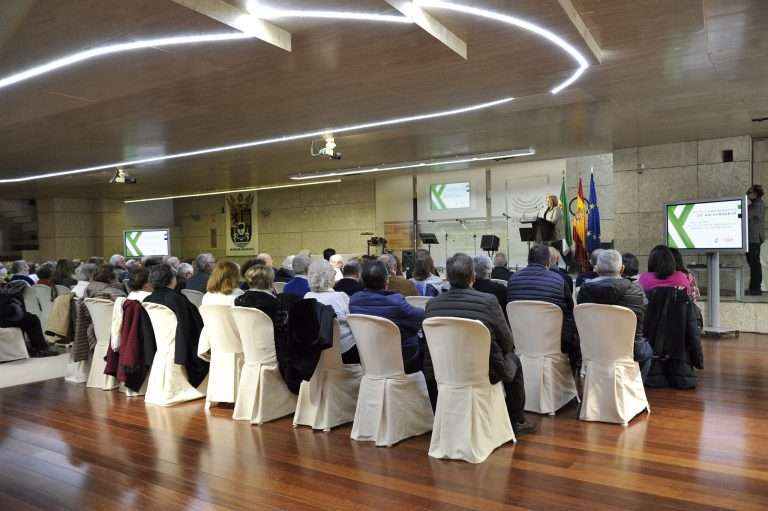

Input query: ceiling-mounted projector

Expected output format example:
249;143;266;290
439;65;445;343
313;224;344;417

310;136;343;160
110;168;137;184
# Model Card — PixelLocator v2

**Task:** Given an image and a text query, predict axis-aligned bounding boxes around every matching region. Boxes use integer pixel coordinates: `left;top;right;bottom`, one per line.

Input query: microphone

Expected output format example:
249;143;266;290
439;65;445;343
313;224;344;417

501;212;511;219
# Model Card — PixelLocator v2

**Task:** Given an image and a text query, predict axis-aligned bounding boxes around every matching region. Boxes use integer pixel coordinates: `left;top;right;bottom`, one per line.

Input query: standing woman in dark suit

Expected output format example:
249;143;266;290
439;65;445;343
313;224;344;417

746;185;765;295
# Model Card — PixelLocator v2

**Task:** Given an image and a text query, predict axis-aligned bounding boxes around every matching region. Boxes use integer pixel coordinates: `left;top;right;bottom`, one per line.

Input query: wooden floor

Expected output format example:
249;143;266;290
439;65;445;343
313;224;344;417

2;335;768;511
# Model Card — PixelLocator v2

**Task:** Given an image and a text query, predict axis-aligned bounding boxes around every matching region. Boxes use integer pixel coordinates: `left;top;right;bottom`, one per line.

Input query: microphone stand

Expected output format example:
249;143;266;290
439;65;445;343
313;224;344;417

502;212;512;263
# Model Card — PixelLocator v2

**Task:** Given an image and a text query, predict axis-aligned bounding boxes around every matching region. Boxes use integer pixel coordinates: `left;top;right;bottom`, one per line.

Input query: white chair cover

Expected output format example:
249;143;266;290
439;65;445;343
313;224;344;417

293;320;362;431
574;303;650;425
84;298;119;390
55;285;71;296
272;282;286;294
423;317;515;463
143;302;206;406
347;314;433;446
181;289;204;308
0;327;29;362
199;304;244;408
507;301;578;415
404;296;431;310
232;307;296;424
24;284;53;339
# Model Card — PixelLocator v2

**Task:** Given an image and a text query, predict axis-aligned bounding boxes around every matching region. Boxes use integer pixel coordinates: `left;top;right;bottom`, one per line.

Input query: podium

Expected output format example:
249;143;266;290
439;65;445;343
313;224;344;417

520;217;556;245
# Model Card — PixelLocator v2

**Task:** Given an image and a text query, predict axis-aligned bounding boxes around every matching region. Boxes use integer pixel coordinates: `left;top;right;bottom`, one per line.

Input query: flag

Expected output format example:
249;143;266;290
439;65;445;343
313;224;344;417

572;176;589;271
587;172;601;253
559;173;572;248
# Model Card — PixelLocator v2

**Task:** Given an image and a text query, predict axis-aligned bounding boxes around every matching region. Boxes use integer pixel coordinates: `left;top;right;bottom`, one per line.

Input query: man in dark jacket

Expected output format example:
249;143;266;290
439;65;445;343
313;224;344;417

423;253;535;436
334;260;364;297
577;249;654;379
184;253;216;293
144;264;209;388
349;260;423;373
472;255;507;317
508;244;579;368
0;291;58;357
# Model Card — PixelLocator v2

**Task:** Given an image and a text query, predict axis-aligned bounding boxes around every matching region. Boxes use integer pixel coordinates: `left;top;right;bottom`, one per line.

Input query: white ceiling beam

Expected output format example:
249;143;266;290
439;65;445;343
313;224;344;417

171;0;291;52
384;0;467;59
557;0;602;63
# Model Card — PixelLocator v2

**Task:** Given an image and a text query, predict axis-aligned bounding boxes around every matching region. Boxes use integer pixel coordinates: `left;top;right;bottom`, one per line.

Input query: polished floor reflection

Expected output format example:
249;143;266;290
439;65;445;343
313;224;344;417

1;335;768;510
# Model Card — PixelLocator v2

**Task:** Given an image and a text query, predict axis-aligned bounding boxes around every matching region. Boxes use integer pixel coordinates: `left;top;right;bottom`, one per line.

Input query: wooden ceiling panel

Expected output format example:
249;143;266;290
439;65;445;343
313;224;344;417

0;0;767;199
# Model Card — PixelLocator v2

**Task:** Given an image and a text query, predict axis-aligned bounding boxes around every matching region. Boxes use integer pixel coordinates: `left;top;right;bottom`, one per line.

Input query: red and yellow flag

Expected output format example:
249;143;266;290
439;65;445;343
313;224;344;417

572;177;589;271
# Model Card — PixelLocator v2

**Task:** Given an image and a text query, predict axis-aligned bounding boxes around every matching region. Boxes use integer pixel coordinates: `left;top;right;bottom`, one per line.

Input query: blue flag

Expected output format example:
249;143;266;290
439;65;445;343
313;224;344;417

587;172;601;252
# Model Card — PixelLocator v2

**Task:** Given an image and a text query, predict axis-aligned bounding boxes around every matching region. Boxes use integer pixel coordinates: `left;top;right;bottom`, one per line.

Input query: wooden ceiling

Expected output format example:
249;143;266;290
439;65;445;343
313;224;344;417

0;0;766;200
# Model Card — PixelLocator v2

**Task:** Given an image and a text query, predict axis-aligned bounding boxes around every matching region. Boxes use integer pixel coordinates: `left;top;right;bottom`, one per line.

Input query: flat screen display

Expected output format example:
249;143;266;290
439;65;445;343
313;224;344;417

665;198;746;252
123;229;171;257
430;181;471;210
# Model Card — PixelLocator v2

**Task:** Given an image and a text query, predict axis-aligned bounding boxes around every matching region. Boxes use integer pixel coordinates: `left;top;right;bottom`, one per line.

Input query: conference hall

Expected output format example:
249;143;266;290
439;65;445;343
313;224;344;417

0;1;767;509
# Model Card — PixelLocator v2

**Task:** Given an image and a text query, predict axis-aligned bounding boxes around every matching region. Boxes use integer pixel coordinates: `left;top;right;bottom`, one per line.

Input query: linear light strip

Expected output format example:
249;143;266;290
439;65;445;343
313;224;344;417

0;33;257;90
415;0;589;94
123;179;341;203
0;97;513;184
289;148;536;180
251;6;412;24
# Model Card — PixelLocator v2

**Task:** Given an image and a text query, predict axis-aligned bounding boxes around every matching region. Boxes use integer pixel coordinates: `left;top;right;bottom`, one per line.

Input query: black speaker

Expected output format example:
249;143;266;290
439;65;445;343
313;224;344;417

480;235;500;251
401;249;415;273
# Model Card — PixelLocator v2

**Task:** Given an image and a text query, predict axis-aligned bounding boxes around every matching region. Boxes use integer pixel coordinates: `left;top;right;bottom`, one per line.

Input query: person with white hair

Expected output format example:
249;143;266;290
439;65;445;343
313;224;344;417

576;249;603;287
577;249;653;379
275;255;295;282
72;263;97;299
472;255;507;314
9;260;34;287
329;254;344;282
165;256;180;271
305;259;359;363
185;252;216;292
109;254;126;268
256;253;273;268
283;254;312;297
175;262;194;290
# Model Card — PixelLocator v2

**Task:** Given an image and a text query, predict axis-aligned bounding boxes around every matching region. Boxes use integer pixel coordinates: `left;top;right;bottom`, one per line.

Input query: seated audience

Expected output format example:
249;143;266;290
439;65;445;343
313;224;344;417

201;261;244;305
322;248;336;261
638;245;691;297
144;264;209;388
52;259;77;289
165;256;180;271
305;259;359;364
410;254;443;296
125;258;141;272
185;252;216;292
236;263;288;350
334;260;364;296
577;250;654;380
126;268;153;302
472;255;507;314
670;247;700;302
549;246;574;297
86;264;127;300
9;260;34;286
35;262;55;287
329;254;345;282
0;291;58;357
110;254;128;281
73;263;97;299
379;254;417;297
283;254;311;297
256;253;273;268
575;249;602;287
175;262;194;290
0;266;7;283
491;252;512;281
349;260;423;373
622;253;640;282
508;244;579;369
423;253;535;436
274;255;295;282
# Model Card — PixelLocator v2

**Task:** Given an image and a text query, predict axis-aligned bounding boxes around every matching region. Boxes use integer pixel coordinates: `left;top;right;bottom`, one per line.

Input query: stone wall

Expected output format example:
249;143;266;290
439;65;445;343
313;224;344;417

613;136;755;292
